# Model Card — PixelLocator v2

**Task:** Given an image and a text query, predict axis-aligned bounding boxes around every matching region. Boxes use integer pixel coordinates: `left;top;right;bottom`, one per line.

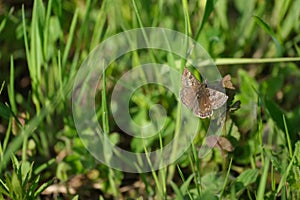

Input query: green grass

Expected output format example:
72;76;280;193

1;0;300;199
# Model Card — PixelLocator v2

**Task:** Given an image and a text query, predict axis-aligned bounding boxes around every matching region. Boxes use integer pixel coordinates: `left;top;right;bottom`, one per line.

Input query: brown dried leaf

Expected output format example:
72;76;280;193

222;74;235;90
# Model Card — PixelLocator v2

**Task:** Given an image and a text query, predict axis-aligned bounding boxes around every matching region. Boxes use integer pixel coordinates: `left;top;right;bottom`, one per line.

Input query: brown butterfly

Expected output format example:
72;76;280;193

180;68;228;118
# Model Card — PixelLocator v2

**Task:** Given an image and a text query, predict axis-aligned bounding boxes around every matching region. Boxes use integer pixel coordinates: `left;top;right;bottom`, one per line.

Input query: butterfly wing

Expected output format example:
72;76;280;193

207;88;228;110
181;68;201;87
194;90;213;118
180;68;201;109
181;86;212;118
180;86;198;109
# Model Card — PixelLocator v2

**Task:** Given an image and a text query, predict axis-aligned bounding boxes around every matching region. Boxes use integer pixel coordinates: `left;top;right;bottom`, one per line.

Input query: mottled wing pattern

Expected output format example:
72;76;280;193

181;68;201;87
193;86;213;118
180;86;197;109
180;67;228;118
180;68;213;118
180;68;200;109
208;88;228;110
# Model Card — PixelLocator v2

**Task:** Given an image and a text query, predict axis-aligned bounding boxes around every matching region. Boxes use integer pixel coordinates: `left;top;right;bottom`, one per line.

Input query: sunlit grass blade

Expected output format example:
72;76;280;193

195;0;218;40
167;0;191;184
0;90;63;173
90;0;110;50
22;0;46;113
257;155;270;200
21;5;31;77
176;165;194;199
0;81;5;95
8;56;16;114
62;8;78;68
142;141;165;198
189;143;201;196
253;15;282;56
283;115;293;158
215;57;300;65
182;0;191;35
170;181;184;199
101;66;119;198
0;7;14;34
276;153;295;196
0;108;11;155
69;0;91;78
43;0;52;60
220;157;233;198
34;158;56;175
295;43;300;56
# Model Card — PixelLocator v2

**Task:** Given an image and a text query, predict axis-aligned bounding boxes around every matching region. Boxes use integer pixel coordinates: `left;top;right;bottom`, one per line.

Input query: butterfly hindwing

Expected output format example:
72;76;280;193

208;88;228;110
194;88;213;118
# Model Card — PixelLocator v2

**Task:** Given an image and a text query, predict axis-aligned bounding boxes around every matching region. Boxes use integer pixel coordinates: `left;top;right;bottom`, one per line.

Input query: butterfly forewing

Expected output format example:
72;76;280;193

181;68;201;87
180;86;198;109
180;69;199;109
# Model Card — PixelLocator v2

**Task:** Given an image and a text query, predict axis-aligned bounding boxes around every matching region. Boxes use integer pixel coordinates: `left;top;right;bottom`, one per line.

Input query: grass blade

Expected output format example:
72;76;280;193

253;15;282;56
257;155;270;200
195;0;218;40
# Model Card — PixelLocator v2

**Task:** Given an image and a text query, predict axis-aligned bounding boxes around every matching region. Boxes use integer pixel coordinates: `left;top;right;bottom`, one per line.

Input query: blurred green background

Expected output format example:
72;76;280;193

0;0;300;199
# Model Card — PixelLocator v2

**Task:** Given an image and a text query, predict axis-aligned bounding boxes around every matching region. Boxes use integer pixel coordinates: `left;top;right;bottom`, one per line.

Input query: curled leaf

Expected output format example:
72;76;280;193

206;135;234;152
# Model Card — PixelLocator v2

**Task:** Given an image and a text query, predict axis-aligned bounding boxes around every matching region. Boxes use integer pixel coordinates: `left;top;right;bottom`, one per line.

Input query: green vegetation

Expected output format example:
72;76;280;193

1;0;300;199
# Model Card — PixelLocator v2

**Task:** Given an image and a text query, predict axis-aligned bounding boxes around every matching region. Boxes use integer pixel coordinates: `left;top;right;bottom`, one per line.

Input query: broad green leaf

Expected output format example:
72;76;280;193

200;191;218;200
236;169;259;186
201;172;225;193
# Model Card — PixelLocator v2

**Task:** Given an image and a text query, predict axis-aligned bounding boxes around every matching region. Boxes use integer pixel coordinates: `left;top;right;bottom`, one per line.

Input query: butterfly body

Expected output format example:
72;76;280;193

180;68;228;118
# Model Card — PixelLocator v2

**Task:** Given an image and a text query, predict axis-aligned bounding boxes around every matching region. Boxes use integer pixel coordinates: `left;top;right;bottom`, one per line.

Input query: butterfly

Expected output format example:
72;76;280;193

180;68;228;118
